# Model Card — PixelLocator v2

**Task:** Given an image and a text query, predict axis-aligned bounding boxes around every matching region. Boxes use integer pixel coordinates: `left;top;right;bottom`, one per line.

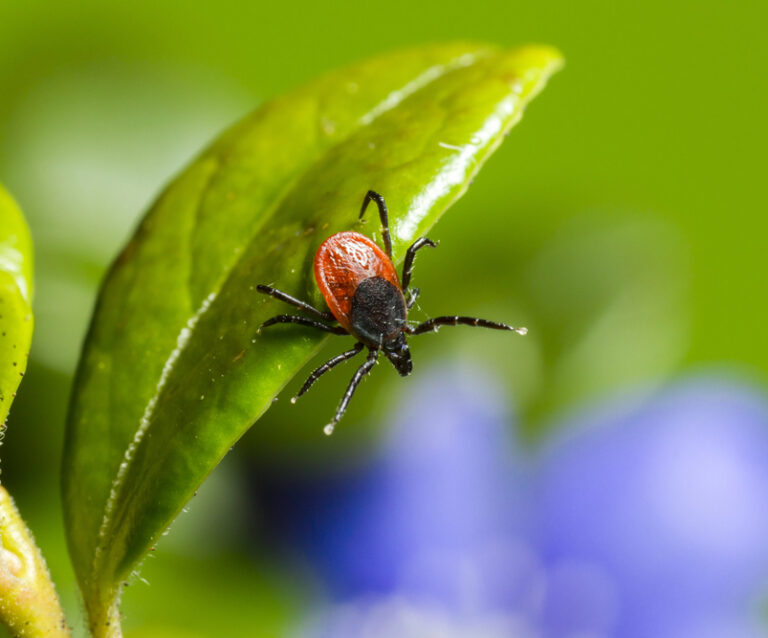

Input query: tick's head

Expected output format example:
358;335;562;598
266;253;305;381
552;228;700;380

383;331;412;377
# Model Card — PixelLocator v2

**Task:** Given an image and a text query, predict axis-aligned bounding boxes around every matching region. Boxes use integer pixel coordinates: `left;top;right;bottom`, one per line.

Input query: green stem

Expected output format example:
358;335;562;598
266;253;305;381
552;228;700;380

87;593;122;638
0;485;70;637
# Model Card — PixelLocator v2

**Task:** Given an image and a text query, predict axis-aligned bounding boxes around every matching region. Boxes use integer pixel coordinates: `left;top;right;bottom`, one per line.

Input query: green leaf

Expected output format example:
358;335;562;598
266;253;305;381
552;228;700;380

62;42;562;634
0;191;69;637
0;185;33;428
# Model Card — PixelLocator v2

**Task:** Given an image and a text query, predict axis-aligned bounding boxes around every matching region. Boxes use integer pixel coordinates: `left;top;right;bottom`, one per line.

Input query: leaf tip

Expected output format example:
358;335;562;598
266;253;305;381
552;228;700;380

515;43;565;72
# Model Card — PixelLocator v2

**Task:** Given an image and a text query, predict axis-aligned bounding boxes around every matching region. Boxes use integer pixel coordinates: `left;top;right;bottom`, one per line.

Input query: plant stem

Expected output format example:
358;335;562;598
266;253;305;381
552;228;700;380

88;595;122;638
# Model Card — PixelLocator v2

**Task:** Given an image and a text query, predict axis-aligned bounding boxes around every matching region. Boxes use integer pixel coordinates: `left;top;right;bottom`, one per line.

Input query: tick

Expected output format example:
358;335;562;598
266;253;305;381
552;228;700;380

257;190;527;435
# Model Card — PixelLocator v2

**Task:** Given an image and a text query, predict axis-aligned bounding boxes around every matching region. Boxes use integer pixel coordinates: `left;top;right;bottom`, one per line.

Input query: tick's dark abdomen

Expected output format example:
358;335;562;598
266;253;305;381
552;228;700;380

350;276;407;346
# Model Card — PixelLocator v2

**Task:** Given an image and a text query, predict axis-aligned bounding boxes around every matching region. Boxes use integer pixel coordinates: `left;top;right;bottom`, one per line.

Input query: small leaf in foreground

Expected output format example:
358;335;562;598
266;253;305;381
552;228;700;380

0;185;33;428
0;188;68;636
0;486;70;637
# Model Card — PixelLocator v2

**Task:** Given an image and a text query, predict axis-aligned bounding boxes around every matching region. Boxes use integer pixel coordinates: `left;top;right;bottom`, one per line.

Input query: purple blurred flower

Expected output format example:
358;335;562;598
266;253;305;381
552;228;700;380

264;365;768;637
534;378;768;638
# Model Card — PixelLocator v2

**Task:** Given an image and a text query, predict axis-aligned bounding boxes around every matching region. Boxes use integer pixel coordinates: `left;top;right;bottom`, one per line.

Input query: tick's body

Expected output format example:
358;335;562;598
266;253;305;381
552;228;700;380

257;191;526;435
315;232;406;346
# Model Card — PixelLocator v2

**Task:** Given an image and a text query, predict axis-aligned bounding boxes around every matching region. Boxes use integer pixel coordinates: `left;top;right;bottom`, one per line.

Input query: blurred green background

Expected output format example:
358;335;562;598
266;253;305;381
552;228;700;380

0;1;766;635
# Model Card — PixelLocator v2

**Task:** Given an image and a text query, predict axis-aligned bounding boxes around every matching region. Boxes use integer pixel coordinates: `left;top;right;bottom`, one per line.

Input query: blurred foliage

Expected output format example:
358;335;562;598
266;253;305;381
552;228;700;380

0;0;765;635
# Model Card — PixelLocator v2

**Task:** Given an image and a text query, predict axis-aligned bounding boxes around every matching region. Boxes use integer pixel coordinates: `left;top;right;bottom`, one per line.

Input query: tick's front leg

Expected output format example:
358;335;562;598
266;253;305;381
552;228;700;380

258;315;348;335
256;284;335;320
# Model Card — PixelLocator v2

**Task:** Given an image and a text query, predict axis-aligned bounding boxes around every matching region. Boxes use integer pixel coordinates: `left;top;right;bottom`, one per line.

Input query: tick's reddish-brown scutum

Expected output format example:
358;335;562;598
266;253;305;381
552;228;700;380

314;231;401;333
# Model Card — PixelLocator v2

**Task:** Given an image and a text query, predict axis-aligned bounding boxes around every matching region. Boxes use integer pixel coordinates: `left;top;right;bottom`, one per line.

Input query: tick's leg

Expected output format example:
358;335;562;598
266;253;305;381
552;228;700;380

406;287;421;309
407;316;528;336
293;342;365;402
258;315;348;335
324;348;379;435
359;190;392;258
401;237;438;292
256;284;335;320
